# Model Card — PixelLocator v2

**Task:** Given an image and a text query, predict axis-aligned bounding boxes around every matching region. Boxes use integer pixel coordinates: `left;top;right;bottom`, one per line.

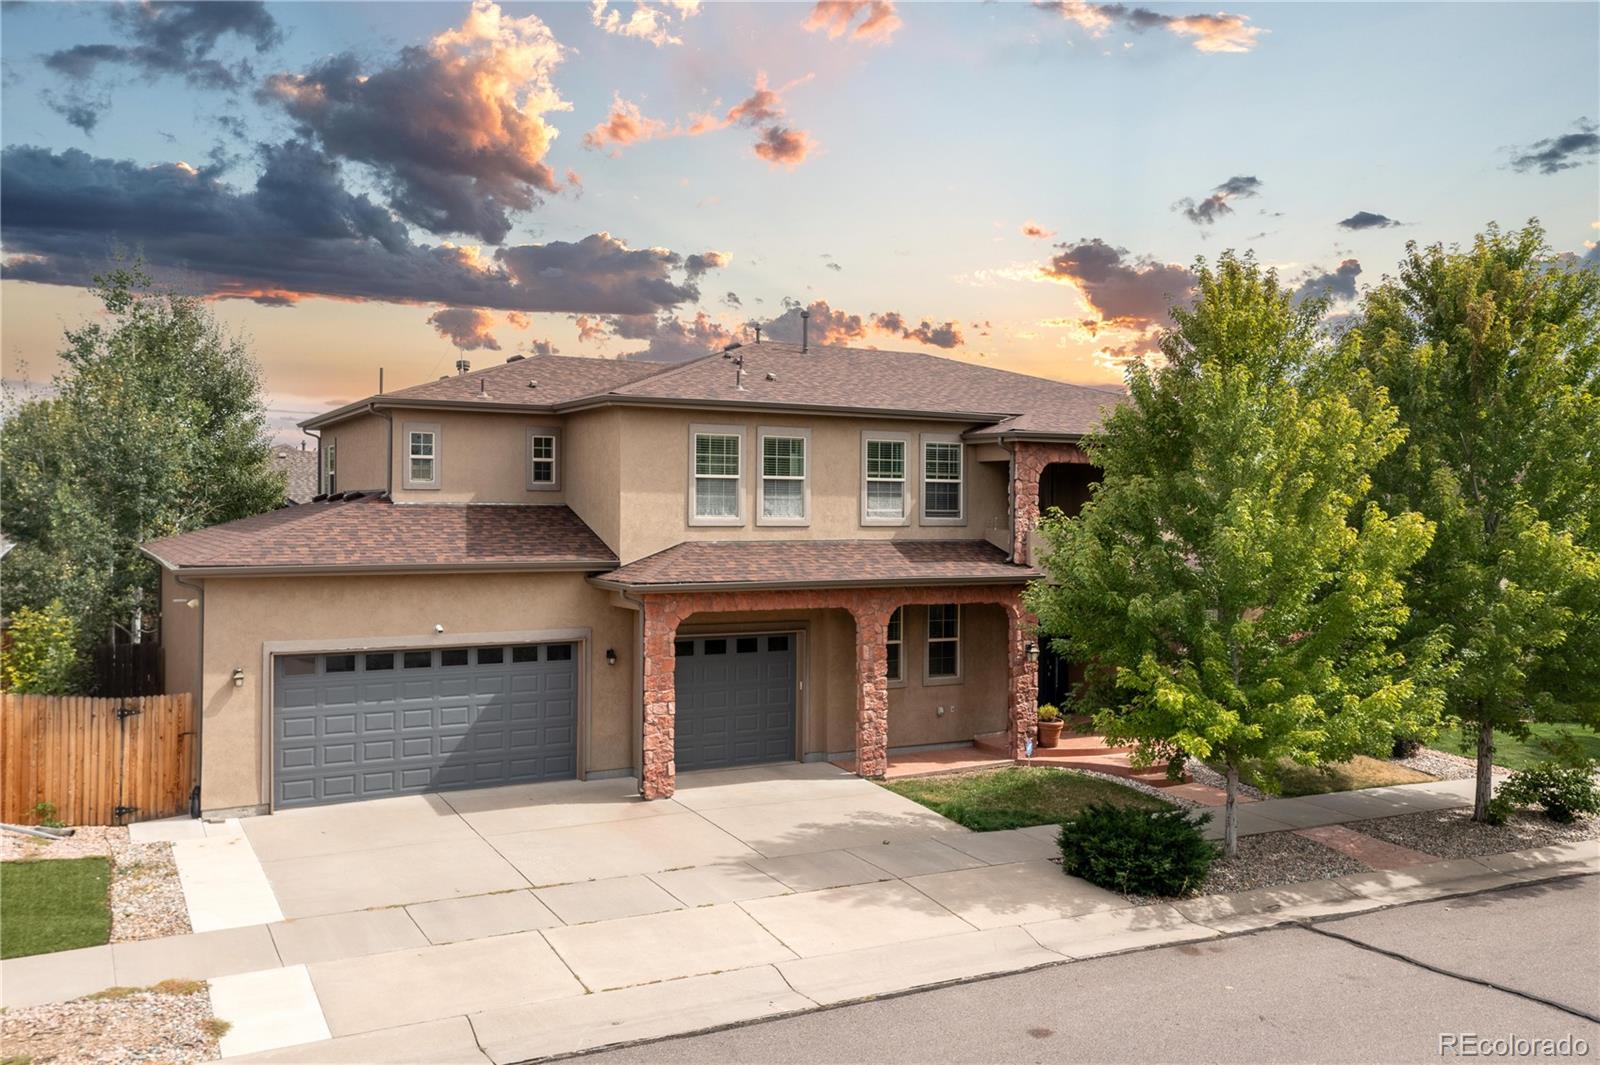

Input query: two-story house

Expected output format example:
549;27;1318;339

147;341;1117;816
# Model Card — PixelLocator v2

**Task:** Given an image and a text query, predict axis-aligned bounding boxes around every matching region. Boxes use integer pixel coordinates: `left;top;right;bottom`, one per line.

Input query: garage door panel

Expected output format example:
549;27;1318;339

675;635;795;772
274;642;579;809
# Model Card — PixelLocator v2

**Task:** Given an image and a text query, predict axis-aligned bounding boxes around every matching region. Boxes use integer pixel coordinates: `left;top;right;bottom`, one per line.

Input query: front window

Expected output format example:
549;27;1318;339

922;439;964;521
759;430;808;524
529;431;557;488
693;429;742;522
408;428;437;486
863;437;907;523
926;604;960;680
886;607;904;683
321;439;336;495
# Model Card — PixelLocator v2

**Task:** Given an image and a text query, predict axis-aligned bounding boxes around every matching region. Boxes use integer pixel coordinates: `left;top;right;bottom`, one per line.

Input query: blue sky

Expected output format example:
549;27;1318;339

2;1;1596;435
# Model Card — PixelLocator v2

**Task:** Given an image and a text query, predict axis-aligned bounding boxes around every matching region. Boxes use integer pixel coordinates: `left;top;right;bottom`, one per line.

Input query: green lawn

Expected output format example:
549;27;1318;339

0;857;113;959
1444;722;1600;771
882;767;1166;831
1249;755;1436;798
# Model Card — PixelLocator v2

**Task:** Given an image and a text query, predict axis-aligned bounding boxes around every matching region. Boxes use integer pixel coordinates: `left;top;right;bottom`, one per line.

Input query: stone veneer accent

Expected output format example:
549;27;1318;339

1009;440;1090;564
638;585;1038;799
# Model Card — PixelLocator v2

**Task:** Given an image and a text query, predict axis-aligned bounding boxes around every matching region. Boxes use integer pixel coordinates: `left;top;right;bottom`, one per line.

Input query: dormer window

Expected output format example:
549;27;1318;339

527;428;559;491
404;423;439;489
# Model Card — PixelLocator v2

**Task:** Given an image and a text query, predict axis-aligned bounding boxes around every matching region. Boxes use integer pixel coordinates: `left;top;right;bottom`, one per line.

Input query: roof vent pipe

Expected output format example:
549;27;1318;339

800;309;810;353
455;358;471;375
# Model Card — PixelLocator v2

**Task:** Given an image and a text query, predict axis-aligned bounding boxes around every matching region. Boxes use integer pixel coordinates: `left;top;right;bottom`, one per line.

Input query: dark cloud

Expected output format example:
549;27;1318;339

0;143;704;317
261;2;568;244
428;306;501;351
1036;1;1262;53
1174;174;1261;226
44;1;281;90
1041;238;1194;331
1336;210;1401;230
523;337;559;357
868;310;962;348
722;291;742;308
1293;258;1362;304
1508;118;1599;175
683;250;732;278
42;89;106;134
613;311;737;362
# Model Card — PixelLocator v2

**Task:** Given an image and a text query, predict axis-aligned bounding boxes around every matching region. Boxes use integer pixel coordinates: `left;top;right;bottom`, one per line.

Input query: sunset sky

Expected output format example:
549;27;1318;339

3;1;1597;440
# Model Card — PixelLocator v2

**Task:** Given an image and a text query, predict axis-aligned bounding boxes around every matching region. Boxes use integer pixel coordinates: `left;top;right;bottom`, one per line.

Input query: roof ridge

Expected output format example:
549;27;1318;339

600;348;734;398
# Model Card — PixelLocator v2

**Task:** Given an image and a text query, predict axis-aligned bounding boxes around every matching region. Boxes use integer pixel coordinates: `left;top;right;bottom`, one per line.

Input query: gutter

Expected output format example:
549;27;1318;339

368;402;394;497
589;572;1039;595
136;552;619;579
172;570;205;818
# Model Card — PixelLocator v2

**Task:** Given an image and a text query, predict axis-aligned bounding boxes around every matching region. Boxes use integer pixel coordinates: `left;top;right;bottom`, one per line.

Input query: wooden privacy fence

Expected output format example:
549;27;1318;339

1;693;196;826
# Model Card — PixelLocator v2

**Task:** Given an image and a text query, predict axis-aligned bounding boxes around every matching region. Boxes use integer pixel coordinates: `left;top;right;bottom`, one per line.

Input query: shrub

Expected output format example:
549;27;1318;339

1058;803;1217;897
1391;735;1423;759
1036;703;1062;723
0;600;81;693
1493;761;1600;824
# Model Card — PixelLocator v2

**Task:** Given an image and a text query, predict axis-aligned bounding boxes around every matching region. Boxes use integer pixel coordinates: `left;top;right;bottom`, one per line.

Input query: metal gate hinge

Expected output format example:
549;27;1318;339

113;805;138;818
115;706;141;719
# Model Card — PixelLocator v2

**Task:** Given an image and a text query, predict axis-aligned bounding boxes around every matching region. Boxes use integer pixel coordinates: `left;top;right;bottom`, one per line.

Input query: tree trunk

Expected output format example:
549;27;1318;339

1472;717;1495;822
1223;762;1239;859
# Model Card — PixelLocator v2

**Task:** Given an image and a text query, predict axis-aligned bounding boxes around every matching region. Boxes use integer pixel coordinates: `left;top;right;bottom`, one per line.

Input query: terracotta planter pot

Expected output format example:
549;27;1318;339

1037;720;1064;749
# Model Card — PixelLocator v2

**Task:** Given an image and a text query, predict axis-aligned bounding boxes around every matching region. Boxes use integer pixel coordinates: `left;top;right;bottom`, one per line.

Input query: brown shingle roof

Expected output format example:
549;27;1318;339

269;446;320;504
304;344;1123;440
594;539;1037;591
142;496;616;573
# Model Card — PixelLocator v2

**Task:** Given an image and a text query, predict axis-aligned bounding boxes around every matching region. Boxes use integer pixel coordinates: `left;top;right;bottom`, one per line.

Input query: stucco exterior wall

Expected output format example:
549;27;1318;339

386;408;569;505
322;412;388;495
160;568;200;698
195;571;634;813
562;407;623;554
614;407;1010;564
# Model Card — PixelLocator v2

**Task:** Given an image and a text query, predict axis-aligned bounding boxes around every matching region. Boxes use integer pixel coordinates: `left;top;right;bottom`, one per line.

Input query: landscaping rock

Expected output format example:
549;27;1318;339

1349;808;1599;860
0;980;222;1065
1;825;191;942
1396;746;1509;782
1200;831;1367;895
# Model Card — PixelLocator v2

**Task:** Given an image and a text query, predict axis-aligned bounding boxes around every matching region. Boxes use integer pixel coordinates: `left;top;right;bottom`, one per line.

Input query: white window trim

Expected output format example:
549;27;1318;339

924;604;962;685
860;431;911;527
886;606;906;687
526;426;561;492
919;433;966;526
757;425;811;527
321;438;336;495
403;421;441;490
688;423;746;527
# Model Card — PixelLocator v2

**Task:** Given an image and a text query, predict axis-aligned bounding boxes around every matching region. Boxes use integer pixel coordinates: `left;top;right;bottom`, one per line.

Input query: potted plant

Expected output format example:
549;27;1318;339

1036;703;1064;748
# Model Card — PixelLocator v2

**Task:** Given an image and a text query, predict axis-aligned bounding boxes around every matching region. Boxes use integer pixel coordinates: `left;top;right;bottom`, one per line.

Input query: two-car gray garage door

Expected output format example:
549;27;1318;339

272;642;577;809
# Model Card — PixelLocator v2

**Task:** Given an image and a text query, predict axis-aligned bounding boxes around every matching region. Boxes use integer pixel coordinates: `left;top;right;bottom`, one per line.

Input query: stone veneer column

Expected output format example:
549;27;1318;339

640;597;683;800
1010;441;1091;564
1006;601;1040;759
849;598;893;779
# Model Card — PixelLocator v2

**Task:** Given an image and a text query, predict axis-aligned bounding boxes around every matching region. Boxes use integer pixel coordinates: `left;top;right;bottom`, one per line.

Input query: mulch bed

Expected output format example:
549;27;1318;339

1348;808;1599;860
0;981;223;1065
1;826;191;941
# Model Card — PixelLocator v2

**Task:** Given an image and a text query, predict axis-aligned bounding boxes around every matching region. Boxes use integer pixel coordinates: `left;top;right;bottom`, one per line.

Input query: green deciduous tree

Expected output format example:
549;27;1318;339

1347;222;1600;821
1028;253;1445;855
0;600;81;693
2;267;284;677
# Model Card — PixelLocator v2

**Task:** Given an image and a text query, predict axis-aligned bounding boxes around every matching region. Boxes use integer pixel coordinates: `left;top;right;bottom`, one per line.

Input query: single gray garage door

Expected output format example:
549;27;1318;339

674;633;796;771
273;642;577;808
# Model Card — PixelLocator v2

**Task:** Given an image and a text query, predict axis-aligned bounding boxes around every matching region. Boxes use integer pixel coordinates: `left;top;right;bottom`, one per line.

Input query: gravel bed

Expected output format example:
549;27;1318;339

1349;808;1599;860
1051;765;1200;809
1184;760;1267;801
1396;745;1508;781
0;981;222;1065
1198;830;1368;895
1;825;190;941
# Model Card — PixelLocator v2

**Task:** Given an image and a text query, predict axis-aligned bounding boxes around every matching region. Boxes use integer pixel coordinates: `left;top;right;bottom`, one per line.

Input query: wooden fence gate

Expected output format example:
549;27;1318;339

1;693;196;826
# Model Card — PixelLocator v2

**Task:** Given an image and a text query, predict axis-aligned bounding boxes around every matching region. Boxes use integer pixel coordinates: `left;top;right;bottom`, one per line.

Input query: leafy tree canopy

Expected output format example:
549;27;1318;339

1028;252;1445;854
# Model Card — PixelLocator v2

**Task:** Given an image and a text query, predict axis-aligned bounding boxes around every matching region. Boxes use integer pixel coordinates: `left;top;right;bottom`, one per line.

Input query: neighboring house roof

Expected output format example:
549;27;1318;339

592;539;1037;592
141;495;617;574
303;344;1124;440
270;445;321;504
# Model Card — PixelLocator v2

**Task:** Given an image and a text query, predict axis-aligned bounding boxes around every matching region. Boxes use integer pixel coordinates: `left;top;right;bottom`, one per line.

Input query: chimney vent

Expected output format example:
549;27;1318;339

455;358;471;375
800;309;810;353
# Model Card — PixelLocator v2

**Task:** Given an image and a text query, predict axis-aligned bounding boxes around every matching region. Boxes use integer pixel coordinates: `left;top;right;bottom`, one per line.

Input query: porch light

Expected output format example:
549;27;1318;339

1025;641;1039;664
231;667;245;688
605;648;617;666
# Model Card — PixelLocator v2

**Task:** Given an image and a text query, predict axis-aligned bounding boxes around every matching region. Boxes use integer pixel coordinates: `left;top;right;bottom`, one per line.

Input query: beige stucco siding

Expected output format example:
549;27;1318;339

322;412;388;494
160;568;200;698
613;408;1009;564
387;408;568;504
195;571;634;812
562;407;623;553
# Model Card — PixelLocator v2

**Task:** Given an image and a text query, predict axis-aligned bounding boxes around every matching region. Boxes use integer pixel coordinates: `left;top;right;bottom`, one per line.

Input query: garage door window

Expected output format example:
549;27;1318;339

547;644;573;661
477;647;504;664
404;650;432;668
282;655;316;676
325;654;356;673
365;653;394;671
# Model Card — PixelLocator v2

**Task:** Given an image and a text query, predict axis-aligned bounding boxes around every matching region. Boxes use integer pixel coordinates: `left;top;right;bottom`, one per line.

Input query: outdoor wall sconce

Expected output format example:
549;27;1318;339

605;648;617;666
231;667;245;688
1025;641;1039;664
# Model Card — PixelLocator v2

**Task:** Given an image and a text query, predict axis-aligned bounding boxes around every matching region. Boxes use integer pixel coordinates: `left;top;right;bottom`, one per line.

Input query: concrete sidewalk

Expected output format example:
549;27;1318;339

1193;777;1479;839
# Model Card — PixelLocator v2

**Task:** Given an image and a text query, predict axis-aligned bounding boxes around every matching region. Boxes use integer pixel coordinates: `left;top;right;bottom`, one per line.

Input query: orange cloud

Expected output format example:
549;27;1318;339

583;73;816;167
805;1;902;43
583;95;668;151
1021;220;1056;239
428;306;502;350
1037;1;1263;55
754;126;815;167
589;0;700;47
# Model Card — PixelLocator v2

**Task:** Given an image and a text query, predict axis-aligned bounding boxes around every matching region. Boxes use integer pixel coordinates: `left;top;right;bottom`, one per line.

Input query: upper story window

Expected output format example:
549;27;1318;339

920;434;965;524
886;607;904;683
527;428;559;491
926;604;961;681
321;438;336;495
404;423;439;489
690;424;743;525
861;432;909;526
758;427;809;526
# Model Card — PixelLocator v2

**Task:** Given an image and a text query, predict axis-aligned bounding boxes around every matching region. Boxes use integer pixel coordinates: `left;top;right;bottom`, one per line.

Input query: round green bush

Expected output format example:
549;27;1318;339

1058;803;1217;897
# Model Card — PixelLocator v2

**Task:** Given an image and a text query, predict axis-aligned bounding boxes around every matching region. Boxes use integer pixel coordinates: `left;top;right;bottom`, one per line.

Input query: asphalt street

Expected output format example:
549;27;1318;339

579;874;1600;1064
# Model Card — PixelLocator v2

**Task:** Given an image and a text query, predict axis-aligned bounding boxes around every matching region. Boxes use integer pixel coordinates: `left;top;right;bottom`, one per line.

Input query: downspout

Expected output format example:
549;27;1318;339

1002;439;1020;564
612;588;648;787
367;403;394;497
301;427;322;494
173;571;205;818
